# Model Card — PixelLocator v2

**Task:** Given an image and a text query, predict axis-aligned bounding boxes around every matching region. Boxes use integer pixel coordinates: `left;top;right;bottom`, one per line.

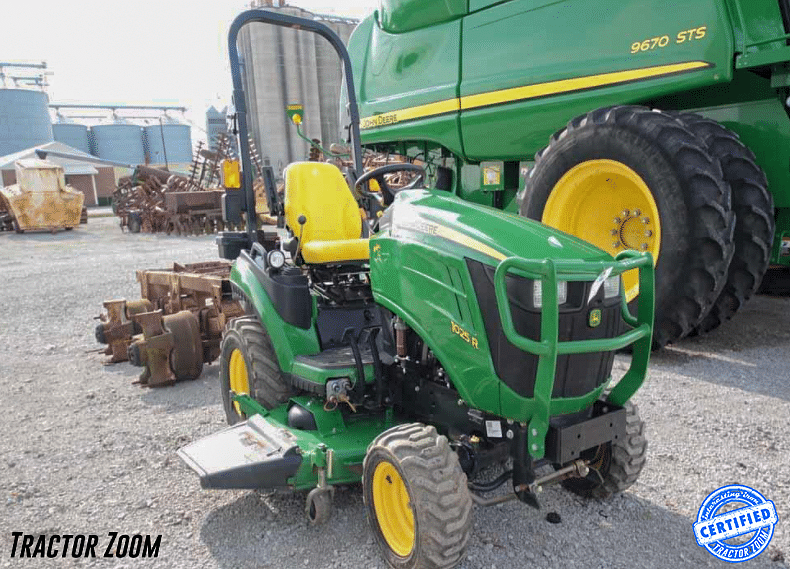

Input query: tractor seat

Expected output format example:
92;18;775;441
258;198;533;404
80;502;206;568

284;162;369;264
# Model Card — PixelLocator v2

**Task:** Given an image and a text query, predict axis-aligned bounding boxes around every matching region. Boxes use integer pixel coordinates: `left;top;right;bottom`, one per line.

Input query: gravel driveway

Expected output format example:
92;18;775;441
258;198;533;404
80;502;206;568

1;217;788;568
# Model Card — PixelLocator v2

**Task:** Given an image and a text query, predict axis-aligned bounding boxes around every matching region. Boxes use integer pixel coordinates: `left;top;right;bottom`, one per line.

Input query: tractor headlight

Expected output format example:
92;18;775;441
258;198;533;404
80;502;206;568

533;280;567;308
604;275;621;299
267;249;286;270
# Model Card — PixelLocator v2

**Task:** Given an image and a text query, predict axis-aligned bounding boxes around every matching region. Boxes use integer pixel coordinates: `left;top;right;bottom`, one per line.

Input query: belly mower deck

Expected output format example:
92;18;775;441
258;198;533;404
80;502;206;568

177;414;302;489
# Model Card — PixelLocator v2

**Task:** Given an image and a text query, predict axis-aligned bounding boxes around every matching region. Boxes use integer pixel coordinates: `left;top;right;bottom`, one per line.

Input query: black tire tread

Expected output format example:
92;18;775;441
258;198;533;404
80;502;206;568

220;316;294;423
522;105;734;347
562;402;647;499
364;423;473;569
672;113;775;334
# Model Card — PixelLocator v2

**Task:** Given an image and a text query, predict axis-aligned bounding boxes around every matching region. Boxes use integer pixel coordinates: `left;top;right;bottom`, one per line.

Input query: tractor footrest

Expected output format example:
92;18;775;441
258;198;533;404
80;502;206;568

545;401;626;464
177;415;303;489
294;345;373;370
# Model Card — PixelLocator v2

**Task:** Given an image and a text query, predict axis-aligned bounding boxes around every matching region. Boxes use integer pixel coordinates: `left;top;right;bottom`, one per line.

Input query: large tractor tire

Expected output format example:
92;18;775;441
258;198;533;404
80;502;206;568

163;310;204;381
219;316;294;424
521;105;735;348
670;113;775;334
363;423;473;569
561;402;647;499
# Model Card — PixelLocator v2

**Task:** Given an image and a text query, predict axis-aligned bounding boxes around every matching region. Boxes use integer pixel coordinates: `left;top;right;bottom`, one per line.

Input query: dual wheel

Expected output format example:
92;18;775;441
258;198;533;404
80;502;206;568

521;106;774;347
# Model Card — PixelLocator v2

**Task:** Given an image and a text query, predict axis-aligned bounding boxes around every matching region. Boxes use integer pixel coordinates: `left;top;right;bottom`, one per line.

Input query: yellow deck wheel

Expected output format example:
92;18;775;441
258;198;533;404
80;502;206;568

228;348;250;415
372;462;415;557
542;159;661;301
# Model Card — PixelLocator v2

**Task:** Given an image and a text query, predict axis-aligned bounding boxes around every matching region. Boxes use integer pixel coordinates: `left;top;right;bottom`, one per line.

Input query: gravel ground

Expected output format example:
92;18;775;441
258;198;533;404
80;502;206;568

1;217;788;568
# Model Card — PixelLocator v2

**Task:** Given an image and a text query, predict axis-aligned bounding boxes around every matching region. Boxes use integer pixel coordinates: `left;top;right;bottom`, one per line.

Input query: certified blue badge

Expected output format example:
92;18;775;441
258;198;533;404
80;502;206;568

693;484;778;563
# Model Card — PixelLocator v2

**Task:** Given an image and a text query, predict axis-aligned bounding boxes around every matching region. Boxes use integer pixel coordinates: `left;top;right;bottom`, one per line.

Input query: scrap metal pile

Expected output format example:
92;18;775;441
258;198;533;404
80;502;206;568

112;133;253;235
95;260;247;386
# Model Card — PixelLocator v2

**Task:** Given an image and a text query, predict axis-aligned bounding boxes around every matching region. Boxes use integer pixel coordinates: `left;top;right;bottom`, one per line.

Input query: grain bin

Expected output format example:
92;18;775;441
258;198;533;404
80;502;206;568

143;118;192;166
0;89;54;156
91;119;145;165
52;117;91;154
238;3;358;175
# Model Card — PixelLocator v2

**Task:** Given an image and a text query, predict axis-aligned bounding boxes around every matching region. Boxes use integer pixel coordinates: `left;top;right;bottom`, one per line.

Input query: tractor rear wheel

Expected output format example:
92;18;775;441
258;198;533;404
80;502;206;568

561;402;647;499
163;310;204;381
219;316;294;424
671;113;775;334
521;105;735;348
363;423;473;569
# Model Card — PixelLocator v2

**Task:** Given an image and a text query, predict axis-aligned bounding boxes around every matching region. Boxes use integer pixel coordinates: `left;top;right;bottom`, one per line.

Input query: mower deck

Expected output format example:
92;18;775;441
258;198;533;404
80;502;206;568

177;414;302;489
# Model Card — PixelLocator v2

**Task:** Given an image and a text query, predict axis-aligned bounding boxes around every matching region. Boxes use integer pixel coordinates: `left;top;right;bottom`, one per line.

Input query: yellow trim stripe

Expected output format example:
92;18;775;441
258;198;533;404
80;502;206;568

460;61;710;110
360;98;459;130
435;225;507;262
360;61;710;129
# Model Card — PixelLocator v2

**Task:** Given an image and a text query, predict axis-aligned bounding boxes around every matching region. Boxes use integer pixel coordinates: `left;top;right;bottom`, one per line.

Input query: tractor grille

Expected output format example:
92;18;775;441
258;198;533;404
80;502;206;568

466;259;620;401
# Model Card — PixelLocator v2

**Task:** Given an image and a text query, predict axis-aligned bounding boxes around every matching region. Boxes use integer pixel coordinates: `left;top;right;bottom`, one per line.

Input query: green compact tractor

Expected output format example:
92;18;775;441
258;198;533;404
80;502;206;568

178;10;654;569
348;0;790;347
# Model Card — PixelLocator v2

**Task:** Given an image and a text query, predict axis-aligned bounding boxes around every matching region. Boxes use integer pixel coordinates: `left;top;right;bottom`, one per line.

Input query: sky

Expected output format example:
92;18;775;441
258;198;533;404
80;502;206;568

0;0;375;143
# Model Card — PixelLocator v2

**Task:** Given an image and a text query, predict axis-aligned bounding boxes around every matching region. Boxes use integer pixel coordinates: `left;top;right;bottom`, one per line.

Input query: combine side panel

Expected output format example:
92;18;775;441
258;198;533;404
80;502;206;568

459;0;733;161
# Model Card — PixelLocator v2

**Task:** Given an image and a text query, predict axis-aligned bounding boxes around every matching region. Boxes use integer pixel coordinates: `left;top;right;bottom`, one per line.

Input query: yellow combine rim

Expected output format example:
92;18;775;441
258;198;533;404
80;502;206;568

542;159;660;301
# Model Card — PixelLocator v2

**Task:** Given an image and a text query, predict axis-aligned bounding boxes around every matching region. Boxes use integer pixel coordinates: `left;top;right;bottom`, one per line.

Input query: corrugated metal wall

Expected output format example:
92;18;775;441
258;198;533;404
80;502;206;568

52;122;91;154
143;122;193;165
91;121;145;165
0;89;54;156
238;4;357;175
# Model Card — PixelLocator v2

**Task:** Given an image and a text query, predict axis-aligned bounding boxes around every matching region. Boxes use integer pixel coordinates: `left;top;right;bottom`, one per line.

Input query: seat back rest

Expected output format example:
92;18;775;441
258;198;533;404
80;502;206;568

284;162;362;246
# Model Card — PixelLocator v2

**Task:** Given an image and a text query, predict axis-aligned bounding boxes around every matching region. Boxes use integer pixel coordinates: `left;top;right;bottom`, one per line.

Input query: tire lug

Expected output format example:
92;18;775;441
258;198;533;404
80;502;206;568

611;229;618;236
633;209;641;216
622;209;630;217
642;217;650;224
645;230;653;237
613;217;621;224
641;243;649;250
612;242;621;249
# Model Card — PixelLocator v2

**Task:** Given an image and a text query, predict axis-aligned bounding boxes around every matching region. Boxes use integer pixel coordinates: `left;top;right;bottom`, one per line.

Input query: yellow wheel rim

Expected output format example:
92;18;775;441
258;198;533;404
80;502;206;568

228;348;250;415
542;159;661;301
372;462;415;557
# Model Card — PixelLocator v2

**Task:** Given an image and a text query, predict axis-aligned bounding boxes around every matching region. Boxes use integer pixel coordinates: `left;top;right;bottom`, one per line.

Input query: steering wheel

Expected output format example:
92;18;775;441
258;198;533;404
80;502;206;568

355;163;426;206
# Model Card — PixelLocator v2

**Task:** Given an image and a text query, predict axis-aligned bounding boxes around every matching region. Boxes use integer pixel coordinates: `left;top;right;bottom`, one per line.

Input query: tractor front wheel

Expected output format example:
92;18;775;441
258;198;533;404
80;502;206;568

219;316;294;424
521;105;735;348
363;423;473;569
561;402;647;499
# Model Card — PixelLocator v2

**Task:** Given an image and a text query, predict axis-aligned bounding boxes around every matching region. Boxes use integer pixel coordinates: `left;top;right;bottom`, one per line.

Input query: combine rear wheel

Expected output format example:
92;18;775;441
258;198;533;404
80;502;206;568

163;310;204;381
561;402;647;499
671;113;775;334
521;105;735;347
363;423;473;569
219;316;295;424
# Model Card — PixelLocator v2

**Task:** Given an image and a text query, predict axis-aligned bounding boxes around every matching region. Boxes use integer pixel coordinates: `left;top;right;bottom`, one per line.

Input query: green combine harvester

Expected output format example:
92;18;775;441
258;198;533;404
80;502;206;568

349;0;790;347
178;8;656;569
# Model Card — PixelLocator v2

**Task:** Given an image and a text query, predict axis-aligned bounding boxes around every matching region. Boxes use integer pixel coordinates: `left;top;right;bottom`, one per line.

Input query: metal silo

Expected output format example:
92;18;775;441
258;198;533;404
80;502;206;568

143;118;193;166
52;117;91;154
238;3;358;176
91;119;145;165
0;88;53;156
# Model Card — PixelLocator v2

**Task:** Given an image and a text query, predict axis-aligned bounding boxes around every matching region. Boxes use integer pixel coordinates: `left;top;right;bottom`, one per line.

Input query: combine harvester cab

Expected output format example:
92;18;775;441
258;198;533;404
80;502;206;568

0;159;84;232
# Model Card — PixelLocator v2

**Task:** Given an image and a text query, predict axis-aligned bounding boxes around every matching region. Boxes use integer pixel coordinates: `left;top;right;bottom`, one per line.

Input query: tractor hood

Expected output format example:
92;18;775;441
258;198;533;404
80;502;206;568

377;189;612;266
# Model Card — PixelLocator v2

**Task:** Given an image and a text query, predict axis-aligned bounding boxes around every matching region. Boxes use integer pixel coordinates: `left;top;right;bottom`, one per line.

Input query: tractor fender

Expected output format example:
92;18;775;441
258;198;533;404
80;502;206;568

230;253;320;373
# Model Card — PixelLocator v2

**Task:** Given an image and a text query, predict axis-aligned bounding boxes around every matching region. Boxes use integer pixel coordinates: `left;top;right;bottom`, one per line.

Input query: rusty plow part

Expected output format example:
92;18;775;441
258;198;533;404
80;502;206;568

128;310;176;388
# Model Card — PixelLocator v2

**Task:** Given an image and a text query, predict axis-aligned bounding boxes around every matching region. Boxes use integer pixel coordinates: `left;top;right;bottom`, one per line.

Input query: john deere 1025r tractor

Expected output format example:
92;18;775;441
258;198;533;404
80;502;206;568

348;0;790;347
178;10;655;569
